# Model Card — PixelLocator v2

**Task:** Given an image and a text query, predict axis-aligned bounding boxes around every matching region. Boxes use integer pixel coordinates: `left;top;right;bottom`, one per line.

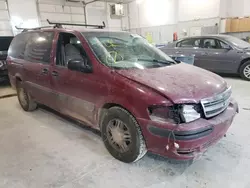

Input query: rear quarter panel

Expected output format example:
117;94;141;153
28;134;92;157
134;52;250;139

7;57;25;88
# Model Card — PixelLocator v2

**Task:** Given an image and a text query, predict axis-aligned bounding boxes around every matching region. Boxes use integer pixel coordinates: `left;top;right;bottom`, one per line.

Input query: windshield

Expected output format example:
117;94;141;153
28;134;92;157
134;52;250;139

223;35;250;49
83;32;176;69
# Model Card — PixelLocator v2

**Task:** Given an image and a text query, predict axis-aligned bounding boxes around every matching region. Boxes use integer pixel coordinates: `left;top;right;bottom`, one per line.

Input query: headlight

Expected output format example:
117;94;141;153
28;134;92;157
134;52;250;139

148;104;201;124
148;106;181;124
181;105;201;123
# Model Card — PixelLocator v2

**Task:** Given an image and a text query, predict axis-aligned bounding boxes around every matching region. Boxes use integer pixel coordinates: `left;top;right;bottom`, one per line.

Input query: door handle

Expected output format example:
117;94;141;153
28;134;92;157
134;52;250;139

52;71;59;77
41;68;48;74
201;52;209;56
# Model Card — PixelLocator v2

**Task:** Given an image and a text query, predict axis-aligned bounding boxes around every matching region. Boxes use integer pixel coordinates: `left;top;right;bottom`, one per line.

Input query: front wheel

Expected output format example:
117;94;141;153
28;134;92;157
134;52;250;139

17;81;37;111
239;61;250;81
101;107;147;163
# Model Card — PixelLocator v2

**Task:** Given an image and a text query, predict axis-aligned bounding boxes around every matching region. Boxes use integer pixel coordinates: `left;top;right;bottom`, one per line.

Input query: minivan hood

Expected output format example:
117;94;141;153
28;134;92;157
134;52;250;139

116;63;227;104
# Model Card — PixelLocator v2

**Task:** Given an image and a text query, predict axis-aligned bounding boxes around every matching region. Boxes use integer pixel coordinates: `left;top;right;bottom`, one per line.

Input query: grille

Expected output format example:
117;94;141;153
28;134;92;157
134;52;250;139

201;87;232;118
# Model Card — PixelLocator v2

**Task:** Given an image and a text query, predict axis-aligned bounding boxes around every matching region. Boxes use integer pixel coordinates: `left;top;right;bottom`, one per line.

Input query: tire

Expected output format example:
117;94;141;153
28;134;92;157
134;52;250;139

16;81;37;111
239;61;250;81
101;107;147;163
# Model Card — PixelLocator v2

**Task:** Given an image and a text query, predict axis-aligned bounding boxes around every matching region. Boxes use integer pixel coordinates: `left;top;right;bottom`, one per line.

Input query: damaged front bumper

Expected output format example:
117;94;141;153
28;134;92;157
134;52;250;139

138;99;238;160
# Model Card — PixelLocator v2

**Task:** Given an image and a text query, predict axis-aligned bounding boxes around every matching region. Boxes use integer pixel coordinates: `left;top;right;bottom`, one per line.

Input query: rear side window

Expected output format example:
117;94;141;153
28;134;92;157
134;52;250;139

8;33;29;59
24;32;54;64
176;38;201;48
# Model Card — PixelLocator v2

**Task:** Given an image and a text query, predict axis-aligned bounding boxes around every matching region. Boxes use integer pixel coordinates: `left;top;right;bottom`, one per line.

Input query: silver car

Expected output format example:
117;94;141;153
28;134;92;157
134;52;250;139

160;35;250;81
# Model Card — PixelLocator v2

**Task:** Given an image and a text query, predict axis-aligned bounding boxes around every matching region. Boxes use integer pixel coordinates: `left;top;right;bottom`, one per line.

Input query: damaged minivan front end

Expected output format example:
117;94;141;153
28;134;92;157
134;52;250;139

117;63;239;160
138;93;238;160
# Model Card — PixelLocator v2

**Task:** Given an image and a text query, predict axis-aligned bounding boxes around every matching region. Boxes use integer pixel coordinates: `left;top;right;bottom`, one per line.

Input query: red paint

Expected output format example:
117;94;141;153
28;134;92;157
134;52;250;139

7;29;238;161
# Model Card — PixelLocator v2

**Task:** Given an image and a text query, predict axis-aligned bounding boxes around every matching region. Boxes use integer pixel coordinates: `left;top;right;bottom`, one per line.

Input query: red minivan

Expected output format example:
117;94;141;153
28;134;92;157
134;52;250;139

7;23;238;163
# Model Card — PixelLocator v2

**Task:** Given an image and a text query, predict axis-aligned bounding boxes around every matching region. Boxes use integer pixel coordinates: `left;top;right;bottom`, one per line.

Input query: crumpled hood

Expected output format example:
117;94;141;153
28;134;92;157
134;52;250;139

116;63;227;104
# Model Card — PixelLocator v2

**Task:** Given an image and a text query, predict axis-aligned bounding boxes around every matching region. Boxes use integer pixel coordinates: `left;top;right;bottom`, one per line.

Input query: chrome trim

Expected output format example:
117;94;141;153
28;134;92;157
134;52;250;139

201;87;232;118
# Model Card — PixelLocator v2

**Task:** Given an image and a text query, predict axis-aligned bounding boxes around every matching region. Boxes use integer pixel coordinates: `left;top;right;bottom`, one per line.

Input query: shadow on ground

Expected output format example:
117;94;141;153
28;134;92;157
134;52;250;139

0;80;16;99
38;104;193;175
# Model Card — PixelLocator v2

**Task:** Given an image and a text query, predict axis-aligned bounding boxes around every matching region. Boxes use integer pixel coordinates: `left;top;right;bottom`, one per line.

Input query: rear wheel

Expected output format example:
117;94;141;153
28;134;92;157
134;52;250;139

101;107;147;163
239;61;250;81
17;81;37;111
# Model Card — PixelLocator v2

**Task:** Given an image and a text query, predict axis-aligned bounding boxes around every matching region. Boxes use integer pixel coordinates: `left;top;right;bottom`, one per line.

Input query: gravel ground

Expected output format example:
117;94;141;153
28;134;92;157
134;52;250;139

0;77;249;188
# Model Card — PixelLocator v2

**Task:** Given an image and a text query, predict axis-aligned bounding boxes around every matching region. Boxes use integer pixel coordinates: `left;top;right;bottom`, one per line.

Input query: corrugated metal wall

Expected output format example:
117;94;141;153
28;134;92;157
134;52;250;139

0;0;12;36
37;0;85;28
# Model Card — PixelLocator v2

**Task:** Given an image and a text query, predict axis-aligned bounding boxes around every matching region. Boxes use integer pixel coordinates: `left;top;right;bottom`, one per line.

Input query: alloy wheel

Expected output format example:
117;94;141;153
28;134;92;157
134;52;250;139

243;65;250;79
106;119;132;153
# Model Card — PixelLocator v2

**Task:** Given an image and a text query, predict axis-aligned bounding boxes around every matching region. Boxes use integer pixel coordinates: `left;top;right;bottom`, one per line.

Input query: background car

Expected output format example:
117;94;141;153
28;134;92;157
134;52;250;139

0;36;13;82
160;35;250;81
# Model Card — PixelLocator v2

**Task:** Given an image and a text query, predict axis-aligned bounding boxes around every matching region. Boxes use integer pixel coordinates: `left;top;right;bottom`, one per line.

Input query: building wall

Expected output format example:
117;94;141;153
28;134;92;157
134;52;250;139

8;0;40;35
86;1;129;31
0;0;11;36
128;0;177;29
5;0;129;35
38;0;85;28
178;0;220;21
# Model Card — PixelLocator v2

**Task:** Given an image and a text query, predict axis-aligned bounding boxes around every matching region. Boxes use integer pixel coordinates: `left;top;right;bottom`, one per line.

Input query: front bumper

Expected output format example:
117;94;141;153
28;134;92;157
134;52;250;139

138;99;238;160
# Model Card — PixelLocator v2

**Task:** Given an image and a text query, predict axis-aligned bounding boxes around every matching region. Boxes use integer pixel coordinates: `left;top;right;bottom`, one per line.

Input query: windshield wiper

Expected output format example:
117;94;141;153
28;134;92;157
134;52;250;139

137;58;175;65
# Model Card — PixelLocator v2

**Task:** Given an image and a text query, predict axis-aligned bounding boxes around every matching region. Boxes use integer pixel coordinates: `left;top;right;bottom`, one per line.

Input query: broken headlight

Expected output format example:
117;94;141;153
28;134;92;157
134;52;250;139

180;105;201;123
148;106;181;124
148;104;201;124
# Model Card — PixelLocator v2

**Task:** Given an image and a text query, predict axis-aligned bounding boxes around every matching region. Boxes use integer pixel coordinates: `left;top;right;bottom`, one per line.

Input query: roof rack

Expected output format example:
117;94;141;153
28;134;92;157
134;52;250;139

15;25;54;32
47;19;106;29
15;19;106;32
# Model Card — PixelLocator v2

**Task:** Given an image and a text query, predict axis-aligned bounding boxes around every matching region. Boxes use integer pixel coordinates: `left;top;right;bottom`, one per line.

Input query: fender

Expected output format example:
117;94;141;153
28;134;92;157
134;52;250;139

95;95;147;128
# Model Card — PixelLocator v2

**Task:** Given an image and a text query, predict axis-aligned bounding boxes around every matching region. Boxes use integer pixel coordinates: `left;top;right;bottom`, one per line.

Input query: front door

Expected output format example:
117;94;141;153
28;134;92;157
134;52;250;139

197;38;238;73
50;32;100;126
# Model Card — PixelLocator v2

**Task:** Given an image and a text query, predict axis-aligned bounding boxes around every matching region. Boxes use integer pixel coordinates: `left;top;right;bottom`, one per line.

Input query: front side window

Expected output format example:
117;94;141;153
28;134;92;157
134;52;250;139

203;39;217;49
83;32;175;69
56;32;88;67
202;38;227;49
219;40;230;49
24;32;54;64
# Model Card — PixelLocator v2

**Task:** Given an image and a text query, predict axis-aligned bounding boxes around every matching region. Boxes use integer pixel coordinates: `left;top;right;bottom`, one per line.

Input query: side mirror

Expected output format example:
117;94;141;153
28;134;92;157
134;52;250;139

223;44;232;50
67;58;92;73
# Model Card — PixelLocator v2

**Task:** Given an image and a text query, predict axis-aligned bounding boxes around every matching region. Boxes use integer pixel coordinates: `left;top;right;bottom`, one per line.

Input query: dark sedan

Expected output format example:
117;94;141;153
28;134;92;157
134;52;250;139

160;35;250;80
0;36;13;82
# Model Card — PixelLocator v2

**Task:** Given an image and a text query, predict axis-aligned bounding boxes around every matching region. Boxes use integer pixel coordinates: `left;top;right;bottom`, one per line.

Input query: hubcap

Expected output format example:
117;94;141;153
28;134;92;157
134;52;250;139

243;65;250;79
19;88;28;107
106;119;132;153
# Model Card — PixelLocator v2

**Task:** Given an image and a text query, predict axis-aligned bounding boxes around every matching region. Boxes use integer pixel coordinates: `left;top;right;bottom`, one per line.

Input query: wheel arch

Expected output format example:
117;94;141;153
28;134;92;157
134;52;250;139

98;102;140;129
12;73;23;89
238;58;250;73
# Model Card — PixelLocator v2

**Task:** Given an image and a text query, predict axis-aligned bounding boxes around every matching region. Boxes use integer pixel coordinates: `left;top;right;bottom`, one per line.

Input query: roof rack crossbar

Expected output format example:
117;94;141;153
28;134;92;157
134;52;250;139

47;19;105;29
15;25;53;32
